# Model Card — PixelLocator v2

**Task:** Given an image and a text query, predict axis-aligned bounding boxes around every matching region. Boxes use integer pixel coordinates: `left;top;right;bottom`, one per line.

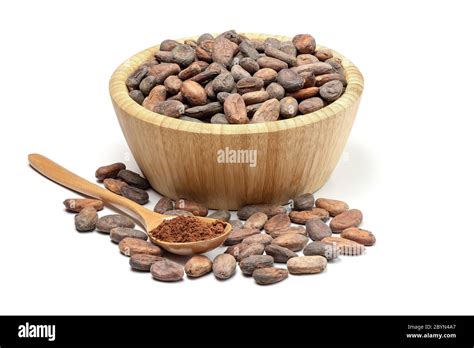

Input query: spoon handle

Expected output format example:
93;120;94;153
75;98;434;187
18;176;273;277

28;153;153;227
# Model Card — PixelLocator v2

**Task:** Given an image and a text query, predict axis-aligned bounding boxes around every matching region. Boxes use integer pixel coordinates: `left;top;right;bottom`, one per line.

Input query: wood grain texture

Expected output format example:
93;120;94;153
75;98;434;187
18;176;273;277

109;33;364;210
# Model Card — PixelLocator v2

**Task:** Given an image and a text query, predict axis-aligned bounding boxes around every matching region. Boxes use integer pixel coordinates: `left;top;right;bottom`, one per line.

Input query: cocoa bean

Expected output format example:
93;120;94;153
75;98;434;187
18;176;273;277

153;197;174;214
257;56;288;71
168;91;184;102
300;72;316;88
197;33;214;44
117;169;149;189
148;63;181;84
163;209;193;217
244;212;268;230
164;75;182;95
155;51;173;63
315;73;347;87
110;227;148;243
298;97;324;114
225;243;243;258
272;234;309;252
171;45;195;67
204;79;215;99
240;255;274;275
119;237;162;257
264;37;281;50
217;30;245;45
231;64;251;81
74;206;98;232
239;40;259;60
236;242;265;261
266;82;285;100
153;100;185;118
279;97;298;118
179;116;203;123
306;217;332;241
96;214;135;233
289;208;329;224
126;66;148;90
120;185;149;205
63;198;104;213
103;178;127;195
296;54;319;66
329;209;363;233
280;41;297;57
319;80;344;102
287;87;319;100
326;58;345;76
151;259;184;282
240;57;260;74
287;256;327;274
207;62;228;74
315;48;333;61
264;244;298;263
95;162;126;182
269;226;307;239
175;199;208;217
178;62;203;80
290;62;333;75
293;193;314;210
210;113;229;124
224;228;260;246
341;227;376;246
264;46;297;66
217;92;230;103
185;102;222;119
224;93;248;124
321;236;365;256
129;90;145;104
236;76;264;94
185;255;213;278
250;98;280;123
237;204;286;220
139;75;158;96
253;267;288;285
315;198;349;216
212;36;238;68
195;39;214;62
292;34;316;54
277;69;304;92
181;80;208;106
160;39;180;51
264;213;291;233
142;85;167;111
212;72;235;93
242;91;270;105
212;254;236;280
253;68;278;85
229;220;244;231
242;233;273;246
129;254;164;271
303;241;339;260
208;210;231;222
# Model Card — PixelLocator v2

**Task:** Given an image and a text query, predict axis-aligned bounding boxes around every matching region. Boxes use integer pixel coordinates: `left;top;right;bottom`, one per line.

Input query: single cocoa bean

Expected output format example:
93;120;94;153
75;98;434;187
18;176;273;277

254;68;278;85
117;169;149;190
242;233;273;246
217;92;230;103
207;62;228;74
257;56;288;71
142;85;167;110
321;236;365;256
208;210;231;222
250;98;280;123
266;82;285;100
306;217;332;241
225;243;243;258
240;255;274;275
290;62;333;75
160;39;180;51
315;198;349;216
179;116;203;123
212;254;236;280
210;113;229;124
203;79;215;99
175;199;208;217
153;197;174;214
181;80;208;106
63;198;104;213
119;237;162;257
293;193;314;210
269;226;307;239
341;227;376;246
292;34;316;54
197;33;214;44
151;259;184;282
272;233;309;252
126;66;148;90
129;90;145;104
264;244;298;263
319;80;344;102
148;63;181;84
300;71;316;88
164;75;182;95
154;51;173;63
224;93;248;124
212;36;238;68
120;185;149;205
280;41;297;57
231;64;251;81
253;267;288;285
153;100;185;118
315;48;333;61
276;69;305;92
236;76;264;94
264;37;281;50
244;212;268;230
287;87;319;100
287;256;327;274
264;46;297;67
74;206;98;232
236;242;265;261
303;241;339;260
240;57;260;74
185;255;213;278
212;72;235;93
264;213;291;233
139;76;158;96
224;228;260;246
163;209;193;217
195;39;214;62
178;62;203;80
289;208;329;224
279;97;298;118
326;58;345;76
296;54;319;66
103;178;127;195
229;219;244;230
242;90;270;105
171;44;195;67
110;227;148;243
239;40;259;60
330;209;363;233
96;214;135;233
185;102;222;119
237;204;286;220
298;97;324;114
315;73;347;87
129;254;164;271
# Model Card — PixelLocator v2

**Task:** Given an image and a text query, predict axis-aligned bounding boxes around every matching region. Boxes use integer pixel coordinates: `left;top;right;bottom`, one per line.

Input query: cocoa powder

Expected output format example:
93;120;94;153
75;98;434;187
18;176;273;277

150;216;226;243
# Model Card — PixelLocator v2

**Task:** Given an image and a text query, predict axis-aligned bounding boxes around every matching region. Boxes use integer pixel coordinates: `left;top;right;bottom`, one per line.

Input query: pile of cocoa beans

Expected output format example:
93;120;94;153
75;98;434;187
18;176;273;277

62;161;376;286
126;30;346;124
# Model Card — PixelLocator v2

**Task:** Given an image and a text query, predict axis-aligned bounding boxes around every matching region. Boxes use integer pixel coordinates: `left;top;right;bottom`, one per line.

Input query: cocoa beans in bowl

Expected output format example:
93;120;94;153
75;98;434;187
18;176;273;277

109;32;363;209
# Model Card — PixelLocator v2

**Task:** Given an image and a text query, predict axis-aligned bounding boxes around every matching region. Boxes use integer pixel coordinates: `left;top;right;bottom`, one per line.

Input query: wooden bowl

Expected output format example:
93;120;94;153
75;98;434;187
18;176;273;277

109;34;364;210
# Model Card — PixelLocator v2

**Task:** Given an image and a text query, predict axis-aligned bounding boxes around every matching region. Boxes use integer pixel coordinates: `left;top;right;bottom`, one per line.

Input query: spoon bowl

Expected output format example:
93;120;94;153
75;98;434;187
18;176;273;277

28;154;232;255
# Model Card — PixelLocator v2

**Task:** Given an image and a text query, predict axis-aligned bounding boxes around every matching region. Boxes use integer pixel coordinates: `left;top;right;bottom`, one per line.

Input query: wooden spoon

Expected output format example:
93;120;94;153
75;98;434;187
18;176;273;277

28;154;232;255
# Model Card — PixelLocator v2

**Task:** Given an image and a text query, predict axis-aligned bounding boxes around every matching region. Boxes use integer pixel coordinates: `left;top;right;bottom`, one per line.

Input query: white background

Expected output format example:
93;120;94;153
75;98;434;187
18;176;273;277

1;0;473;315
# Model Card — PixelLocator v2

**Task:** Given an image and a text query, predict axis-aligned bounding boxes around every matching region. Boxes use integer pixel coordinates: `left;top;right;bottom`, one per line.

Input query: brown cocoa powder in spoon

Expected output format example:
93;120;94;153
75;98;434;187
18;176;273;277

150;216;226;243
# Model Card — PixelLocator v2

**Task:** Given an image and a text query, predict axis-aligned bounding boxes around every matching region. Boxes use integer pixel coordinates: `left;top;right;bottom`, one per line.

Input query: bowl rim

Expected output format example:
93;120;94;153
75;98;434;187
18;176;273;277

109;33;364;135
